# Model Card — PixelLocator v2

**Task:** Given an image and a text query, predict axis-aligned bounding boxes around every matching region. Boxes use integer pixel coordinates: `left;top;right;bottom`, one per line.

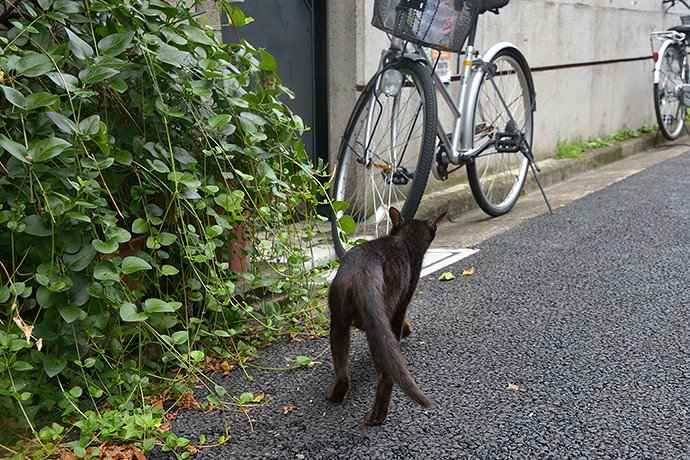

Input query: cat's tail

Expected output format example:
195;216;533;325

358;287;434;409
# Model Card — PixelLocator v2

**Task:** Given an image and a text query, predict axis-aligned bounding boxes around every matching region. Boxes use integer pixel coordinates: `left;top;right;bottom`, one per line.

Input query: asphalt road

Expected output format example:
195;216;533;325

150;147;690;459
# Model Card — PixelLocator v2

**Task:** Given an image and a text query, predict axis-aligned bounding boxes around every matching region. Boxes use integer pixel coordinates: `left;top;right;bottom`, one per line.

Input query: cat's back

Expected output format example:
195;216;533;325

333;236;408;284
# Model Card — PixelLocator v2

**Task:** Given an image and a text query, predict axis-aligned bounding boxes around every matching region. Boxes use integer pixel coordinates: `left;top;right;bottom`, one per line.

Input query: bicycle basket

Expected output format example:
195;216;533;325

682;15;690;24
372;0;480;52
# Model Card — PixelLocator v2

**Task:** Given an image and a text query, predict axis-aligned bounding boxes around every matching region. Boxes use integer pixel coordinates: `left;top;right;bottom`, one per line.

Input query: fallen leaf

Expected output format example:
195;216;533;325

507;383;519;391
462;267;475;276
253;392;265;403
220;360;234;373
439;271;456;281
283;405;295;415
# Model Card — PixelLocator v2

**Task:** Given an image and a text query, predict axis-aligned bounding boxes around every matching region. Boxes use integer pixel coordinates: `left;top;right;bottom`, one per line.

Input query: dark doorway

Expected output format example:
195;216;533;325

222;1;328;167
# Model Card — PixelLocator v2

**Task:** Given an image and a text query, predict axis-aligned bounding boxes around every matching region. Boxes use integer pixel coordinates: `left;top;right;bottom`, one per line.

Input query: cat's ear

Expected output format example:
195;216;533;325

426;212;446;230
389;207;404;227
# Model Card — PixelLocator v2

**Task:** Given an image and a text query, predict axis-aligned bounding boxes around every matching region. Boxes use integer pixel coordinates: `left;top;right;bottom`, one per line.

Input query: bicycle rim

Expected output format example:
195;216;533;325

467;49;533;217
654;45;685;140
331;60;436;257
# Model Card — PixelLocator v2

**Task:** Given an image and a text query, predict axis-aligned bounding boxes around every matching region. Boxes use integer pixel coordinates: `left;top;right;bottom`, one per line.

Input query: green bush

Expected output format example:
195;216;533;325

0;0;327;451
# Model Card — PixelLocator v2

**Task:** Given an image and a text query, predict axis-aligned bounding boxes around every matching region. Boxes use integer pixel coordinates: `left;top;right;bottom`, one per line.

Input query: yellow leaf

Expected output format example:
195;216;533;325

462;267;475;276
253;392;265;403
507;383;519;391
282;405;295;415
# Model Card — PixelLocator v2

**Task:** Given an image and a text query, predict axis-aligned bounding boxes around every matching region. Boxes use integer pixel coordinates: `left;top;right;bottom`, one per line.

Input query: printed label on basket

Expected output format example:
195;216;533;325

430;49;452;83
400;0;427;10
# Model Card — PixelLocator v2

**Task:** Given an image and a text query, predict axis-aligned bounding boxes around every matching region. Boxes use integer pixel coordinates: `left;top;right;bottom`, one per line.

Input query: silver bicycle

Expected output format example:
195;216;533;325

330;0;547;257
651;0;690;140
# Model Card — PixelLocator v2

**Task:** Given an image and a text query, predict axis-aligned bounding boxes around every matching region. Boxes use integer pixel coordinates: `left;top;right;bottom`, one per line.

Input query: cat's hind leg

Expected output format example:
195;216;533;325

325;314;351;403
364;368;394;425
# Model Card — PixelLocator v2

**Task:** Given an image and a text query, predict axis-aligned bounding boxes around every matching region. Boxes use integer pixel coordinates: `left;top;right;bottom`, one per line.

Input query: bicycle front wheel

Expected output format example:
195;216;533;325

467;47;534;217
654;43;686;141
331;59;436;258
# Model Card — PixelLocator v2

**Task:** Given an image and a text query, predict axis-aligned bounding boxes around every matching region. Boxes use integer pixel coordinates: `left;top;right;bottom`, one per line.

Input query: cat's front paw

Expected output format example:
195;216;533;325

324;381;349;403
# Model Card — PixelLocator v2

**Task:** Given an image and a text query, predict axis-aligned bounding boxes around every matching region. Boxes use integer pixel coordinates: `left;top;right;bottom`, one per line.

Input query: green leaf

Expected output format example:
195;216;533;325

171;330;188;345
106;227;131;243
46;72;79;92
143;298;174;313
259;49;277;72
161;265;179;276
92;238;119;254
64;245;97;271
66;28;94;61
13;361;34;372
46;112;78;135
157;232;176;246
15;52;53;77
1;85;26;109
69;386;83;398
257;161;277;183
58;304;84;323
44;356;67;377
131;218;149;234
93;261;119;281
97;32;134;56
155;43;189;67
0;135;29;163
121;256;152;274
78;114;100;136
181;24;214;46
332;200;350;213
27;137;71;163
25;92;59;110
120;302;148;322
208;114;233;129
336;215;356;234
439;271;456;281
22;215;52;236
79;65;120;84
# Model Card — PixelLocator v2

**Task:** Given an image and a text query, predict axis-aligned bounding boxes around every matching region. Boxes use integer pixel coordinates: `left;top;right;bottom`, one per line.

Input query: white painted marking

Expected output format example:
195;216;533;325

420;248;479;278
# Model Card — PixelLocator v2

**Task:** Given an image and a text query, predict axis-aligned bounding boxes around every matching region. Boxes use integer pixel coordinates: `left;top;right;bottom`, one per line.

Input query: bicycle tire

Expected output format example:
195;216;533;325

331;59;436;258
466;47;534;217
654;43;686;141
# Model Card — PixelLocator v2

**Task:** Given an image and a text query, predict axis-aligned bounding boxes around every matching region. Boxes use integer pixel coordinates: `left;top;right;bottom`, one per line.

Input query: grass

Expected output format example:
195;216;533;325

555;124;657;159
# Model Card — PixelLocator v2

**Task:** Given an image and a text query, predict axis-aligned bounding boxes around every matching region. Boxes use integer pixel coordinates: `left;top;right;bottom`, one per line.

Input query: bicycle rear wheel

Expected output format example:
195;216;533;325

331;59;436;258
654;43;686;141
467;47;534;217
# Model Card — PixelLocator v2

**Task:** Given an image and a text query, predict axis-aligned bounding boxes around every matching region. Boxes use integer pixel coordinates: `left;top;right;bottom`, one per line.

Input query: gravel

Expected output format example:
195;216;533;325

149;152;690;459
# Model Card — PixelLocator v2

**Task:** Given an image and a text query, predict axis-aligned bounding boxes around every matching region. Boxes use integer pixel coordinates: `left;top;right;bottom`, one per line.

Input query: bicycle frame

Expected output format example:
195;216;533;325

361;29;531;175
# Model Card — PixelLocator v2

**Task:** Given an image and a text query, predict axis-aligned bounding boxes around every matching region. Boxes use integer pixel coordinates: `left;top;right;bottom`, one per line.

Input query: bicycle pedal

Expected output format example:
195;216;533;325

494;131;522;153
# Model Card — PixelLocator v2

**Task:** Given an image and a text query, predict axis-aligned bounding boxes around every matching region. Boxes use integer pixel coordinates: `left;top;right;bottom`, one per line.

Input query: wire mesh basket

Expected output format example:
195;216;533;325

372;0;479;52
681;14;690;24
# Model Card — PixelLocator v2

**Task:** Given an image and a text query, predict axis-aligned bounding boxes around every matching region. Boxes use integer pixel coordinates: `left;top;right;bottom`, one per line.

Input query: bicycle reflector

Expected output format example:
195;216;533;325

653;51;659;62
381;69;403;96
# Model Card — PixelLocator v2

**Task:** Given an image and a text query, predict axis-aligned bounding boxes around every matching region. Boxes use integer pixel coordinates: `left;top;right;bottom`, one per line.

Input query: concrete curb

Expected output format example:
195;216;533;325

415;130;672;220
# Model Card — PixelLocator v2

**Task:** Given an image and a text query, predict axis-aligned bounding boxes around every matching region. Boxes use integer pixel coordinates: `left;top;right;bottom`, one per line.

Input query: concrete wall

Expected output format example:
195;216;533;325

326;0;683;163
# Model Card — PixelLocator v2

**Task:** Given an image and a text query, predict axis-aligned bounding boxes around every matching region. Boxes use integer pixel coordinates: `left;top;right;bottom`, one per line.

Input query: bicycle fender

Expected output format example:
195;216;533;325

467;42;535;111
460;42;535;153
653;39;677;84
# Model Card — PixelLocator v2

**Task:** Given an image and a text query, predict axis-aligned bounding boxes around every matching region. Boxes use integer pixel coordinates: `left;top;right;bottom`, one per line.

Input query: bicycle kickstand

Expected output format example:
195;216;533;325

521;140;554;215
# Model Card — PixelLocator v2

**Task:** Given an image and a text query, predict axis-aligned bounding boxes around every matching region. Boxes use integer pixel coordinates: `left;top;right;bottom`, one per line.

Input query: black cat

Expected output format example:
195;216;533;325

325;207;446;425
